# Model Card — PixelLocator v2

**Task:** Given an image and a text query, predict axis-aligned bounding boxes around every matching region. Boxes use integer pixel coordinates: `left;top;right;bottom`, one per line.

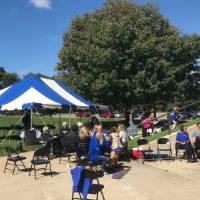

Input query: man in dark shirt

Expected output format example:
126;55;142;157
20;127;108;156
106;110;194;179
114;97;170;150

22;110;31;130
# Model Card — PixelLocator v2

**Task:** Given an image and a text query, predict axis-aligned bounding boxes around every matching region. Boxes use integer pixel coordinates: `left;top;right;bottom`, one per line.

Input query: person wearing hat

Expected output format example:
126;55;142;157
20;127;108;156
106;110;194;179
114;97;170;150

60;122;70;139
41;126;53;142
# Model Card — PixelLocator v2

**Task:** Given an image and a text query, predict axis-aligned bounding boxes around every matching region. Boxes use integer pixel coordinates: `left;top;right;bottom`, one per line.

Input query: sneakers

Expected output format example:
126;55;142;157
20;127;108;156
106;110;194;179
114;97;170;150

188;159;197;163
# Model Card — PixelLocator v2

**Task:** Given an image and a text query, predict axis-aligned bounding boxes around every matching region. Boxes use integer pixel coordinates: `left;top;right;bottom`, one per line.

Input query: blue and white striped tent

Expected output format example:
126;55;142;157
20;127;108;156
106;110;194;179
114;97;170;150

0;75;92;111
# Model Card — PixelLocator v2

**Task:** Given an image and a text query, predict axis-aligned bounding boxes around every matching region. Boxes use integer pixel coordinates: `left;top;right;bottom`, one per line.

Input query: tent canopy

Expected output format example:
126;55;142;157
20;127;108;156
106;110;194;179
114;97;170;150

0;75;93;111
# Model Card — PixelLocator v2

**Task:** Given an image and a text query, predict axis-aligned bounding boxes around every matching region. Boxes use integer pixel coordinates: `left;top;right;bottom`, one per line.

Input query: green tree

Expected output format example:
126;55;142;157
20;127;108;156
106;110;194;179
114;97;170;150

57;0;200;110
23;72;53;79
0;67;19;89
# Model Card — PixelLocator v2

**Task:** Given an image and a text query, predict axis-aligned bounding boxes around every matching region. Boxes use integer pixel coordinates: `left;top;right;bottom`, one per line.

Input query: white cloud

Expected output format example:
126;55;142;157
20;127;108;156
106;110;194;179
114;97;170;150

29;0;52;9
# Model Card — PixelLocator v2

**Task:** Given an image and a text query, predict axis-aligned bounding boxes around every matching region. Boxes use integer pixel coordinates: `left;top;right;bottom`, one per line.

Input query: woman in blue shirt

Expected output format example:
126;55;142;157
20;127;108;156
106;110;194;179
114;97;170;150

88;132;109;169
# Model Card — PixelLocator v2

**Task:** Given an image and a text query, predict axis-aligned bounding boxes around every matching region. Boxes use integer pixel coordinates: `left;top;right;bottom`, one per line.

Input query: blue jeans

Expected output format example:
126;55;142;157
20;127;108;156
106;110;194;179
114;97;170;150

94;156;109;168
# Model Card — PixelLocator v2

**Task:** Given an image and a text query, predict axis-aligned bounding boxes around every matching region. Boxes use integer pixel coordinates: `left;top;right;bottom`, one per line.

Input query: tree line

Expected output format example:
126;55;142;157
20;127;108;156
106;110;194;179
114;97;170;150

56;0;200;110
1;0;200;111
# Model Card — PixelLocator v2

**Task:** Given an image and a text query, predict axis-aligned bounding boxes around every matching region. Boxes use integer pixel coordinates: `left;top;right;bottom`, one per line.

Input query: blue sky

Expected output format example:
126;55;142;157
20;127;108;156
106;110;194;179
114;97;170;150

0;0;200;77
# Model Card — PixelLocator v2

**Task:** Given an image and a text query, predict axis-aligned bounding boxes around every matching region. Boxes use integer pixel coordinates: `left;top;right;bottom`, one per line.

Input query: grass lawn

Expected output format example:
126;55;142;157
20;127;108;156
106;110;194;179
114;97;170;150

128;118;200;149
2;113;198;157
0;114;125;156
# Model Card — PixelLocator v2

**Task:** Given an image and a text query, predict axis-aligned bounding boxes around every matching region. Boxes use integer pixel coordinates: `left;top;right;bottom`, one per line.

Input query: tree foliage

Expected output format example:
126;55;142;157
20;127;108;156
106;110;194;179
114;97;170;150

57;0;200;109
0;67;19;89
23;72;52;79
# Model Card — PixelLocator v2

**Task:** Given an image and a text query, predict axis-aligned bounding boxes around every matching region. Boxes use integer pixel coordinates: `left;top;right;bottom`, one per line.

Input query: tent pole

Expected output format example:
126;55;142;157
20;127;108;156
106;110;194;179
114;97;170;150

59;112;61;133
68;107;71;128
30;107;33;129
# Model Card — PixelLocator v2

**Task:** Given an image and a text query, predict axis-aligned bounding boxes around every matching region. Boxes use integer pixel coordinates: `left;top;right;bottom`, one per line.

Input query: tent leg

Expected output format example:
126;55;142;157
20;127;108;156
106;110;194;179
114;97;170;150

69;107;72;128
59;112;61;133
30;107;33;129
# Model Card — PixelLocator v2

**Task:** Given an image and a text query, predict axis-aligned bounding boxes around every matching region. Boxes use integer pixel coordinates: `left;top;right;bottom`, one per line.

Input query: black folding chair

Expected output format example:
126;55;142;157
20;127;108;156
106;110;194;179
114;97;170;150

51;137;62;157
4;146;26;174
71;168;105;200
59;141;78;165
157;138;173;160
175;143;186;159
137;138;154;162
29;144;52;180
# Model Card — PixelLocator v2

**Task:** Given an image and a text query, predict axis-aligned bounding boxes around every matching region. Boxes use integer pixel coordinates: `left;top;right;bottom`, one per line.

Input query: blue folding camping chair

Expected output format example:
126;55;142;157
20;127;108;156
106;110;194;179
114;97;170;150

70;166;105;200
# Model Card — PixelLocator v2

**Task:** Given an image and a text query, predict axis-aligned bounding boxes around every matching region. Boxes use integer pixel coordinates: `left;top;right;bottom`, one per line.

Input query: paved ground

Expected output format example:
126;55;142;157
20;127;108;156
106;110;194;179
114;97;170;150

1;125;200;200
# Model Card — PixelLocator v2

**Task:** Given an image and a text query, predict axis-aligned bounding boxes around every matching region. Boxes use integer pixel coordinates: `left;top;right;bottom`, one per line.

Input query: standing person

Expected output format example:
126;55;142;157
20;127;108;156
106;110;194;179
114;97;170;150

118;123;130;160
141;113;154;137
175;126;196;162
118;123;130;150
191;123;200;157
110;127;123;164
22;110;31;130
124;110;130;128
89;115;100;127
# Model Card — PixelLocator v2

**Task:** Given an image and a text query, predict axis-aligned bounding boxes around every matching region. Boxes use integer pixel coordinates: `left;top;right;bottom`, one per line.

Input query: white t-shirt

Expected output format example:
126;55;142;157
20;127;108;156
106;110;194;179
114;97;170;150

119;130;129;144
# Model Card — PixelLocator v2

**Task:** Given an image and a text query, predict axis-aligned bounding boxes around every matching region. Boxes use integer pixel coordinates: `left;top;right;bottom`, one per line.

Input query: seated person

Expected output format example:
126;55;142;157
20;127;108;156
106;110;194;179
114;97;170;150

79;126;90;144
191;123;200;157
59;122;70;139
41;126;54;142
88;132;109;169
61;127;80;153
175;126;196;162
169;107;179;129
76;126;91;160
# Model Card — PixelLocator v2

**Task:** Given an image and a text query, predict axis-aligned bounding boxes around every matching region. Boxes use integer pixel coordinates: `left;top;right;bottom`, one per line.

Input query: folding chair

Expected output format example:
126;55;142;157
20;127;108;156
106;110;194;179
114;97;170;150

71;167;105;200
29;145;52;180
157;138;173;160
51;137;62;157
4;146;26;174
75;142;90;166
175;143;186;159
137;138;154;162
59;142;78;166
78;142;89;158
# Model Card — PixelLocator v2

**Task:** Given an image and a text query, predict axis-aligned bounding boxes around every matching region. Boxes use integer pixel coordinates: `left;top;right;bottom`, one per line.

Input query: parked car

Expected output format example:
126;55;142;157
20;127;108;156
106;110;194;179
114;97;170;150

75;111;91;118
99;111;114;118
179;109;197;120
114;112;125;118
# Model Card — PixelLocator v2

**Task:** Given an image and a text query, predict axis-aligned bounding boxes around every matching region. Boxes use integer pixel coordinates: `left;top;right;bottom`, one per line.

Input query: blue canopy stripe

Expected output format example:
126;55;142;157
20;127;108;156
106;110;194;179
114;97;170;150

0;75;72;106
0;75;93;111
55;79;93;106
